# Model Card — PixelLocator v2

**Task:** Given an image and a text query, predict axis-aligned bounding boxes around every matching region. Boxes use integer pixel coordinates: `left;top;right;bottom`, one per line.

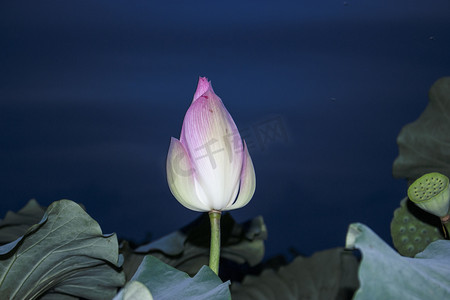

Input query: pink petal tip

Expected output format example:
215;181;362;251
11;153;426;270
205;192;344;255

193;77;212;102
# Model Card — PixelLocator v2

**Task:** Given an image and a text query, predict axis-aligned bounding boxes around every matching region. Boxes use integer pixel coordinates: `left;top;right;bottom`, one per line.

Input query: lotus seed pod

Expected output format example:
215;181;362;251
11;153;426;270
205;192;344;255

407;172;450;218
391;198;442;257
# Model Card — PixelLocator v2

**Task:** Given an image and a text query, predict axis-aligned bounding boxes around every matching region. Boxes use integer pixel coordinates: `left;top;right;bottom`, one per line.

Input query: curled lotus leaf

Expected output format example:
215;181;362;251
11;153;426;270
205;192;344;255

118;256;230;300
0;199;125;299
393;77;450;182
0;199;46;244
347;223;450;299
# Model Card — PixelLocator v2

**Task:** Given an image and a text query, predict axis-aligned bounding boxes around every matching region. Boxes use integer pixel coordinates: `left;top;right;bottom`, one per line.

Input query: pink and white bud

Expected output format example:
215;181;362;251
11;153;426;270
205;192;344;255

166;77;256;212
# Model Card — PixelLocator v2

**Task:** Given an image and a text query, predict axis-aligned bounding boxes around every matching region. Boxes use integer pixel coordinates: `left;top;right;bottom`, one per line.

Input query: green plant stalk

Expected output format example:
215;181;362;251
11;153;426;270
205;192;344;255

441;215;450;239
209;210;221;275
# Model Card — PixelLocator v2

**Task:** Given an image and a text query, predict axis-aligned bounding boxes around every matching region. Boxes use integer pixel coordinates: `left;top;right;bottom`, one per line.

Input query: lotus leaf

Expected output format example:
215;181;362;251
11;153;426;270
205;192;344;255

347;223;450;299
393;77;450;181
0;199;46;244
230;248;359;300
0;199;125;299
120;255;231;300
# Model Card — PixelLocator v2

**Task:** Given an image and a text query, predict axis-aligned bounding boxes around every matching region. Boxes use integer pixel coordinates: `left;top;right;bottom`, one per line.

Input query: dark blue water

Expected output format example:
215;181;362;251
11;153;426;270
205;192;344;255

1;0;450;258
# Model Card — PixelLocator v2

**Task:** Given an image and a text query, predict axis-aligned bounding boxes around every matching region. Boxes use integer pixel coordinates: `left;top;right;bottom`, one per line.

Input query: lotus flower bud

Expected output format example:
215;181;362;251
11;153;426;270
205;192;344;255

407;172;450;218
166;77;256;212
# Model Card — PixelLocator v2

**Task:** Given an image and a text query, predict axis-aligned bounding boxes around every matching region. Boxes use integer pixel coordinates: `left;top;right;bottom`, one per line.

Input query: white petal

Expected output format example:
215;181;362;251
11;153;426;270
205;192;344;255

226;141;256;211
166;138;210;212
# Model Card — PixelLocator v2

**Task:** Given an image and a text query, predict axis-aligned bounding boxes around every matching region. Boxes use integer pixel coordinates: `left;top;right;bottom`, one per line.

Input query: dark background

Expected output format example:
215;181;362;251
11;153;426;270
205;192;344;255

1;1;450;259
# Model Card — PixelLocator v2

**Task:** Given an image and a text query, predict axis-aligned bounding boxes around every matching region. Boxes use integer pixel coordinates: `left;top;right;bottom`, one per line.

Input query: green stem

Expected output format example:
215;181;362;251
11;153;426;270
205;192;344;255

440;215;450;239
209;210;221;275
442;222;450;239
